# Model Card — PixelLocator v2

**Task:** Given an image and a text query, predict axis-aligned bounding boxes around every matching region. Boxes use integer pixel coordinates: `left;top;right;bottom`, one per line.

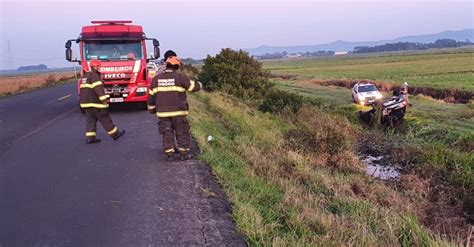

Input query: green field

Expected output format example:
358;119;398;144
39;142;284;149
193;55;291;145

265;48;474;91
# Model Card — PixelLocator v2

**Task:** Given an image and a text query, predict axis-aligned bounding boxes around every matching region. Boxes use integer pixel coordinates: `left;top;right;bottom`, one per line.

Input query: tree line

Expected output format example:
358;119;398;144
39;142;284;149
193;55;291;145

255;50;335;60
353;39;473;54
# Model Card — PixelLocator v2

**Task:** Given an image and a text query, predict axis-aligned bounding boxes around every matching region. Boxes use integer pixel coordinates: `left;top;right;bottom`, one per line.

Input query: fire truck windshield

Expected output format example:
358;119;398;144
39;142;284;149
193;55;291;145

84;40;143;61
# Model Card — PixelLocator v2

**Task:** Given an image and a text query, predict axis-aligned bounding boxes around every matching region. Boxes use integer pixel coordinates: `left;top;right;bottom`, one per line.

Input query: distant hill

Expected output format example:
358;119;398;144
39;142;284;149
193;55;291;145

0;67;76;77
17;64;48;71
245;28;474;55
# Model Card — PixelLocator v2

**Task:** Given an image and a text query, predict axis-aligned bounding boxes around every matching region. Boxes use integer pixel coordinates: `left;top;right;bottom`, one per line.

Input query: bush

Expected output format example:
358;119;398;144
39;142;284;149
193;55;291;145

259;88;303;114
284;107;360;171
199;48;273;99
181;63;199;80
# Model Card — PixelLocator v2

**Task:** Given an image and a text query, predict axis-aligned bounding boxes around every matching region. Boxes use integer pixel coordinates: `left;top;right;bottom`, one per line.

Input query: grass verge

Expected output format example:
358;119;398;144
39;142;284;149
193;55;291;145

188;92;463;246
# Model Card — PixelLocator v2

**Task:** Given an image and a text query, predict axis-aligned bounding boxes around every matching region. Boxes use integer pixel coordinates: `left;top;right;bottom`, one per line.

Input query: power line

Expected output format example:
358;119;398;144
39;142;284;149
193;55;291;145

2;56;63;61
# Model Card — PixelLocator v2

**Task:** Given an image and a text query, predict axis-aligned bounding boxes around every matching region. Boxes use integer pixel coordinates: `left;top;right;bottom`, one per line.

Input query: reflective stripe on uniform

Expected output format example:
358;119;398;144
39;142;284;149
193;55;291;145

148;89;155;96
147;105;156;110
188;80;196;91
91;81;102;87
156;110;188;118
80;103;109;108
178;147;190;152
107;126;118;135
152;86;186;93
80;81;103;89
85;132;96;137
98;95;109;101
165;148;175;153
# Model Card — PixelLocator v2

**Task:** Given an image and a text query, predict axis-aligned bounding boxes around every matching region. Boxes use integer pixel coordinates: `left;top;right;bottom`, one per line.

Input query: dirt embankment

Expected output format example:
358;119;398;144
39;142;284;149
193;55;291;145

312;79;473;104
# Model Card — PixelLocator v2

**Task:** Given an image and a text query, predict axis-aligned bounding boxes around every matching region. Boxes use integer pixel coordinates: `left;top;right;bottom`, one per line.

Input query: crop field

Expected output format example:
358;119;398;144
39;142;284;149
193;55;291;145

265;48;474;91
0;72;77;96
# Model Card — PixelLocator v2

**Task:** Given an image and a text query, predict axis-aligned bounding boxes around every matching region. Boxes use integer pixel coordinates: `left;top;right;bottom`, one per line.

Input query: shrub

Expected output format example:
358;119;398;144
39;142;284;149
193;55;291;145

284;107;360;171
259;88;303;114
181;63;200;80
199;48;273;99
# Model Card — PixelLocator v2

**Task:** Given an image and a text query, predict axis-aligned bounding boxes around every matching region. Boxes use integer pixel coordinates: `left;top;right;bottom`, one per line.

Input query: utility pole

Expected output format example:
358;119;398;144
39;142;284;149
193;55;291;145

7;40;15;70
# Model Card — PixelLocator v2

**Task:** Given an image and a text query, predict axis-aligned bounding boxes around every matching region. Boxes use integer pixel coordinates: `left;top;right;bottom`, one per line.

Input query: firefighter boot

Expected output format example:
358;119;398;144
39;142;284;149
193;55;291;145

165;154;175;162
179;152;193;161
86;138;101;144
113;129;126;141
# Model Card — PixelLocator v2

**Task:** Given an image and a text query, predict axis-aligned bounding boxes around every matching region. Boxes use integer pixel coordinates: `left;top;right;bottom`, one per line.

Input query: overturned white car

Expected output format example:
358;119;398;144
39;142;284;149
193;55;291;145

352;82;382;105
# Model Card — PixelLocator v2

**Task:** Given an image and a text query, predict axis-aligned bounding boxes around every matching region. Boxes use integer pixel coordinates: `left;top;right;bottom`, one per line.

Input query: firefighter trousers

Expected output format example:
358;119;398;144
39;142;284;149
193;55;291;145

158;116;191;155
84;108;118;140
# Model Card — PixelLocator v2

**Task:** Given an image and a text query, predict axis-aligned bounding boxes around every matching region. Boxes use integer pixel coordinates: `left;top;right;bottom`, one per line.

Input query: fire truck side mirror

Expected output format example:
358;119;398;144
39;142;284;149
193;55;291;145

66;48;72;61
153;39;160;59
154;47;160;59
65;40;72;49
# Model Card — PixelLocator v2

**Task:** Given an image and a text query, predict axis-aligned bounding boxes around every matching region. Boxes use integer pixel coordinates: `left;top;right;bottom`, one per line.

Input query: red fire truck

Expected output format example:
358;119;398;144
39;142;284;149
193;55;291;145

65;20;160;110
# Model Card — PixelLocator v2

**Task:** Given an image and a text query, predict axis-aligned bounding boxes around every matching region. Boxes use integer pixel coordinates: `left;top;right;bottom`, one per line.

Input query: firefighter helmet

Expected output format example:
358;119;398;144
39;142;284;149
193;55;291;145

164;50;177;61
90;59;102;68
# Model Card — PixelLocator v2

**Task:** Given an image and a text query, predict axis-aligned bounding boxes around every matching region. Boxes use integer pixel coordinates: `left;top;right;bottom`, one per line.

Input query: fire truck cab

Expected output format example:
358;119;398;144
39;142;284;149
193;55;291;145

65;20;160;110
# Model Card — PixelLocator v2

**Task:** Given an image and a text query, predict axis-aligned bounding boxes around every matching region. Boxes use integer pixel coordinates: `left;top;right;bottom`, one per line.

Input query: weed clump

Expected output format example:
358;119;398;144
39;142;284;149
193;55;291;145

259;88;303;114
285;107;360;171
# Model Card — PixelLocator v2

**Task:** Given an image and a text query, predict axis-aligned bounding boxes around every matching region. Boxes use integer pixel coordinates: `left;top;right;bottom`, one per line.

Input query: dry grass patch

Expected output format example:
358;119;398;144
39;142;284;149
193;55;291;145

0;72;77;96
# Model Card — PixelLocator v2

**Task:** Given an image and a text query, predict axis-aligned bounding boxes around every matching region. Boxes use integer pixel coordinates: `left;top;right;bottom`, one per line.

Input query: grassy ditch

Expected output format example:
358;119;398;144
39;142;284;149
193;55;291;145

188;92;463;246
273;77;473;227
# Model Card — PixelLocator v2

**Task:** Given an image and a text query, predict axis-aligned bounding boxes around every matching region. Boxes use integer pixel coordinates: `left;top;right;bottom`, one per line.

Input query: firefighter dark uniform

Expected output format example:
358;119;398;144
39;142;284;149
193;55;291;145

147;55;201;160
80;60;125;143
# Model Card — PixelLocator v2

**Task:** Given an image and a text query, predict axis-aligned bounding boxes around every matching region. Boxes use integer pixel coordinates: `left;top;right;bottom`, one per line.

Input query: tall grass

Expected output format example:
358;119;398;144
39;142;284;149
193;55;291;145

188;92;458;246
264;51;473;241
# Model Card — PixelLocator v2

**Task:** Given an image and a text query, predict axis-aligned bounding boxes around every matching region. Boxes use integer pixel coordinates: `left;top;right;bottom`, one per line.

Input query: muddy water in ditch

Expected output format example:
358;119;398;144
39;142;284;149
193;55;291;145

362;155;401;180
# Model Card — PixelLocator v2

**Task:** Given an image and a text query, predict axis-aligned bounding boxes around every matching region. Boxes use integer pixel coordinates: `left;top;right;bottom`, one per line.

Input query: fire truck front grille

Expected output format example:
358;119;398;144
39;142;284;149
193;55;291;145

104;84;129;96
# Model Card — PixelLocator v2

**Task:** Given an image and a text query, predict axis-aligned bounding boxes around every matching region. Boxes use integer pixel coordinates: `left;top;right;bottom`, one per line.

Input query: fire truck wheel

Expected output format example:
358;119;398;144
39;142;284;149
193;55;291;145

139;102;148;110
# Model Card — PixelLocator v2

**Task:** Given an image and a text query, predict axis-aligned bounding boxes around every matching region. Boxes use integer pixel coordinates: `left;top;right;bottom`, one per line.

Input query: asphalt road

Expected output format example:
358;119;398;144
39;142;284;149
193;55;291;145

0;82;245;246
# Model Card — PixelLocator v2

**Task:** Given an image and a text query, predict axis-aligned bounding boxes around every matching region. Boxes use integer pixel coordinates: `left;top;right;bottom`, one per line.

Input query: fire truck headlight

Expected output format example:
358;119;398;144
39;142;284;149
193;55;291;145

137;87;147;93
135;87;148;97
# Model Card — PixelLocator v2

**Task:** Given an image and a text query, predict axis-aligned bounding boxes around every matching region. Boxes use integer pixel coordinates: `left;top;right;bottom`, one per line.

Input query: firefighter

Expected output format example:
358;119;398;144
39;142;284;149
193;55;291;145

400;82;410;106
80;59;126;144
147;50;202;161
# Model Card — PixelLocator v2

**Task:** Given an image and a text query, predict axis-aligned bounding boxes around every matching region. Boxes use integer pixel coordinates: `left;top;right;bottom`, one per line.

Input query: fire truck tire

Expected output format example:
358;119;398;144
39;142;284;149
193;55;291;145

139;102;148;110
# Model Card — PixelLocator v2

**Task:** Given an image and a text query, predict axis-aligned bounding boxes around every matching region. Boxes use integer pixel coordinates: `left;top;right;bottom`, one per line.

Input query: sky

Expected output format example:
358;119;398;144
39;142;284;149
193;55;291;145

0;0;473;69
